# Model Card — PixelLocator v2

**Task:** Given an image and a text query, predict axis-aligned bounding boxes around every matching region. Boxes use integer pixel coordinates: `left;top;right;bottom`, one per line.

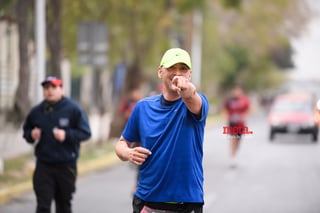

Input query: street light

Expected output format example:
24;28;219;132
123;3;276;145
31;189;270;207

35;0;46;102
191;10;203;89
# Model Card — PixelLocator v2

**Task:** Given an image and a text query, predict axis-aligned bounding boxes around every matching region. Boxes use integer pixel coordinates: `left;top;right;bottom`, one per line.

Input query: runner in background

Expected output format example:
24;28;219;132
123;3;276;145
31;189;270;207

118;87;144;123
223;85;250;168
22;76;91;213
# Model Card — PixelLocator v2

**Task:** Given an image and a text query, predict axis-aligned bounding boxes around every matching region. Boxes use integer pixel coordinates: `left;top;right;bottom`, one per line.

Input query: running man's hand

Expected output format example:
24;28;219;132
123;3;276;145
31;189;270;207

31;127;42;141
115;137;152;165
53;127;66;142
128;147;152;166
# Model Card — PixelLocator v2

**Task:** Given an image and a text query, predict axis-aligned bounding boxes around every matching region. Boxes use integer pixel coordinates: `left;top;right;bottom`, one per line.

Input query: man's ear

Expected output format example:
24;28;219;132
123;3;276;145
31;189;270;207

60;87;65;95
157;67;162;79
188;70;192;80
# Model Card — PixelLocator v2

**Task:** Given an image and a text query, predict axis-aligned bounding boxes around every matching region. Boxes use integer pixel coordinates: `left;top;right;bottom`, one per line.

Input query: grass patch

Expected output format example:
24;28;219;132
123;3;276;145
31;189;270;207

0;153;33;189
79;140;115;163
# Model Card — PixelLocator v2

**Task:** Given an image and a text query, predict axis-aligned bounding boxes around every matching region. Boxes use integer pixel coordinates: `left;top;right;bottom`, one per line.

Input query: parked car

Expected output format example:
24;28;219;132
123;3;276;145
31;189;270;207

268;92;319;142
316;99;320;126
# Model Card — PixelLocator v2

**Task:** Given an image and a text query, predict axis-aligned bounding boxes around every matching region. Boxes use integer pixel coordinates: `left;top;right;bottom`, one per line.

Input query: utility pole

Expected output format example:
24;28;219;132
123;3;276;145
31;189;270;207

191;10;203;89
35;0;46;102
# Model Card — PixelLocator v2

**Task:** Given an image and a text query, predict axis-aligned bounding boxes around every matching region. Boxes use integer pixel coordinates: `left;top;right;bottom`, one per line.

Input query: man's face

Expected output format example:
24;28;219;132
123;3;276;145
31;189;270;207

158;63;191;92
42;84;64;103
232;87;243;98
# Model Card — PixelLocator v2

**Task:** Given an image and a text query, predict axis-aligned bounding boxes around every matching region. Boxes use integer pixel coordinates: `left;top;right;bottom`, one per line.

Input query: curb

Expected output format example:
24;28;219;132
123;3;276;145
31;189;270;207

0;153;121;206
0;181;32;206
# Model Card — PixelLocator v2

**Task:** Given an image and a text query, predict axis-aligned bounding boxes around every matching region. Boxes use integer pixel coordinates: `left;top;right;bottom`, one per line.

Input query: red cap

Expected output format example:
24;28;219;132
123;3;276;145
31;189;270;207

41;76;63;87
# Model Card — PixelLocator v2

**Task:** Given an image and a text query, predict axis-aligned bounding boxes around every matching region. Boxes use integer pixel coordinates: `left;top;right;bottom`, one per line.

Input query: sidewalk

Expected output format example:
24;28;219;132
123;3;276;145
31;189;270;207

0;126;31;160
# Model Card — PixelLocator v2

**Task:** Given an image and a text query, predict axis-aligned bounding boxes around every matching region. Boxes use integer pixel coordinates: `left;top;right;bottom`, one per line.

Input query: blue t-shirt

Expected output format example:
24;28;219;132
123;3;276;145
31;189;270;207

122;93;209;203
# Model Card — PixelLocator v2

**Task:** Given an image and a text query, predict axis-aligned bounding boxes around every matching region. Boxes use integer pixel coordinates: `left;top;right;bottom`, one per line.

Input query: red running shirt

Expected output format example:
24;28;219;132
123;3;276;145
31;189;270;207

223;95;250;125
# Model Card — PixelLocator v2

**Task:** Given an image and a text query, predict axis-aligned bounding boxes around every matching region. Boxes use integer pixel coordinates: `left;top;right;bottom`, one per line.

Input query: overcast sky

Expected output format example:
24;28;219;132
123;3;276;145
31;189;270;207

290;0;320;81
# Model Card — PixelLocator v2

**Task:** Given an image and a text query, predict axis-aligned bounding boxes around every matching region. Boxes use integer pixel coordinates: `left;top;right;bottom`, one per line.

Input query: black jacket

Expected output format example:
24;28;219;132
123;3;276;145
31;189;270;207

23;97;91;166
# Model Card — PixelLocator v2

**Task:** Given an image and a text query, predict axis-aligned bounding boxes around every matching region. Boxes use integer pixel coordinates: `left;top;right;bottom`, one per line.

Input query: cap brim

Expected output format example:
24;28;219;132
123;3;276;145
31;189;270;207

41;80;62;87
162;61;191;69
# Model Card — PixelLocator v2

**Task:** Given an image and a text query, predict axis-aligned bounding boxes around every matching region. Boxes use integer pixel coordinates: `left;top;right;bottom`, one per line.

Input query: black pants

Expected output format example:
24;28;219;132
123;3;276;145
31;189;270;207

33;161;77;213
133;195;203;213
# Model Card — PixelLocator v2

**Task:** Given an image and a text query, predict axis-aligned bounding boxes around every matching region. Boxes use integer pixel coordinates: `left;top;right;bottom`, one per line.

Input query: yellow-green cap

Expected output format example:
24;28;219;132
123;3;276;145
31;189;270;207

160;48;192;69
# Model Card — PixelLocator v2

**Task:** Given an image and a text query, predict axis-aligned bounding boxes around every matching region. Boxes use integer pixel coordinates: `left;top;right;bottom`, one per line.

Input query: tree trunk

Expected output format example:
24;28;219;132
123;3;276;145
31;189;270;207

125;60;142;92
47;0;62;78
125;5;143;93
10;0;32;123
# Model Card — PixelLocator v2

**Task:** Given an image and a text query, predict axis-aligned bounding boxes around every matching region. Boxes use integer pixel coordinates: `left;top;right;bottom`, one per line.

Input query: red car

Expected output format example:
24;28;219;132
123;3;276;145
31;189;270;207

268;92;319;142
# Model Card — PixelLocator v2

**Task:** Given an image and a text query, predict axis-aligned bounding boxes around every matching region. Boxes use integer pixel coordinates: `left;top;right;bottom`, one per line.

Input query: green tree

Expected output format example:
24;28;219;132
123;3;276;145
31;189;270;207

47;0;63;77
11;0;32;122
0;0;310;123
202;0;309;96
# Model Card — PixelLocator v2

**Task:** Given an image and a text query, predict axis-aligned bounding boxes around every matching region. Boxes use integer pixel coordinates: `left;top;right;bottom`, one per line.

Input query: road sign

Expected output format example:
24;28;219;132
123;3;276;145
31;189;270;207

77;22;108;68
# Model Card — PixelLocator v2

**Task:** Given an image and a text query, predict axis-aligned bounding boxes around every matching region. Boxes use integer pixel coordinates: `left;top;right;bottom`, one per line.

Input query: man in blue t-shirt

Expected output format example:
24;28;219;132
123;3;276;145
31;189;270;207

115;48;209;213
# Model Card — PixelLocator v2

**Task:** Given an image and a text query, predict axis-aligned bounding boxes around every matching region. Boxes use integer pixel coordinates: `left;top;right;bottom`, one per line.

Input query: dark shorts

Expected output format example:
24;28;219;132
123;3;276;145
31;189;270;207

133;195;203;213
228;122;246;138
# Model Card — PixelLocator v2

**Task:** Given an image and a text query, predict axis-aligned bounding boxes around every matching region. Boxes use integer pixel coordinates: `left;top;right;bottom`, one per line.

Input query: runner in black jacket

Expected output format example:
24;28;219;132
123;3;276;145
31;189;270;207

23;76;91;213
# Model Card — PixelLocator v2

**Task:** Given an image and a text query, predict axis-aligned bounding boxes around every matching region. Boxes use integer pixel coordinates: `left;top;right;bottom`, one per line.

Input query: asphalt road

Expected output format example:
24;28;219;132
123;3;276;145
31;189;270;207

1;110;320;213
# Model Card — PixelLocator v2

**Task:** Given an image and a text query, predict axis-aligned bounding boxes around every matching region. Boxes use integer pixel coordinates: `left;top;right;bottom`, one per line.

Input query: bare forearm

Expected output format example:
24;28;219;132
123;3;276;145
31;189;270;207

181;83;202;115
115;137;151;165
114;137;130;161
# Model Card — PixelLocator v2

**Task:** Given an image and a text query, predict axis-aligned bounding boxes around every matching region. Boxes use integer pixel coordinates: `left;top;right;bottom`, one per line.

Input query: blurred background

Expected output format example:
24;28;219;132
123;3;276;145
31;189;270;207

0;0;320;212
0;0;318;138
